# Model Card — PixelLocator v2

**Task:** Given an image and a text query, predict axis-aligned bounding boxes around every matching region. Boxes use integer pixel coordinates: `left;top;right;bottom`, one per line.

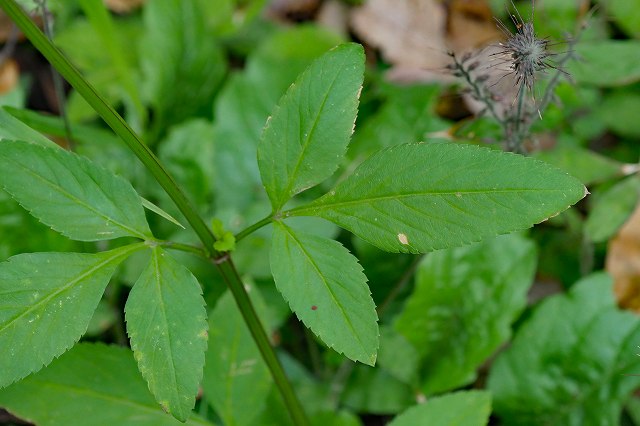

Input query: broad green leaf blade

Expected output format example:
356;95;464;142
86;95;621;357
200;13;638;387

585;175;640;243
271;222;378;365
350;84;448;158
388;391;491;426
342;365;414;414
394;234;536;394
213;26;343;210
532;144;624;186
0;343;213;426
140;0;226;133
0;140;152;241
488;273;640;425
202;288;272;426
0;106;55;147
125;247;208;422
377;325;420;386
606;0;640;37
258;43;365;210
292;143;586;254
569;40;640;87
0;244;143;388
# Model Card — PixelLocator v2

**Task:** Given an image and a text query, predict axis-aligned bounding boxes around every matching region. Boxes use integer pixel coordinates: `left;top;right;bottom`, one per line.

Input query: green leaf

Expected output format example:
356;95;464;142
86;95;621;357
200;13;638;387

350;84;447;157
125;247;208;422
487;273;640;425
598;91;640;138
292;143;586;254
585;176;640;243
258;43;364;210
141;197;185;229
388;391;491;426
213;26;343;210
0;243;143;388
342;365;414;414
602;0;640;37
569;41;640;87
0;343;213;426
271;221;378;365
140;0;226;134
0;107;55;147
157;119;216;211
533;144;623;186
0;140;152;241
394;234;536;394
202;288;272;426
376;325;420;386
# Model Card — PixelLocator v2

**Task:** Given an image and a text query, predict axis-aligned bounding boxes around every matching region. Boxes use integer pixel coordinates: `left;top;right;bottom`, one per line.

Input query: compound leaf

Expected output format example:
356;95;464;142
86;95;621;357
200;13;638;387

258;43;365;211
270;221;378;365
125;247;208;422
292;143;586;253
0;140;152;241
0;343;212;425
0;244;143;388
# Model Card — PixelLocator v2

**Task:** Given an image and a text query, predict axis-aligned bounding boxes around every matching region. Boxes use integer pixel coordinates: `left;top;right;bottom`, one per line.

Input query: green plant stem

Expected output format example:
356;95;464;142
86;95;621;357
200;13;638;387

0;2;309;424
155;240;208;257
235;214;274;242
216;260;309;426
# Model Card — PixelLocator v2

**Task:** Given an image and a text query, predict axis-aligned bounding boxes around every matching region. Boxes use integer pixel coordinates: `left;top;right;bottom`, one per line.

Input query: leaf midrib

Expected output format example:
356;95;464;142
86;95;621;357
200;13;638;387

292;187;573;215
279;66;342;208
15;379;211;425
0;246;138;335
281;224;367;355
12;157;148;240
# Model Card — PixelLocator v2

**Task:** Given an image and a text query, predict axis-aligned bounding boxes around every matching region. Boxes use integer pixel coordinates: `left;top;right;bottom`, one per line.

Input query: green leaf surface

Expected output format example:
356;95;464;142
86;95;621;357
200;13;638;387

603;0;640;37
202;287;272;426
394;234;536;394
213;26;343;210
258;43;364;210
488;273;640;425
569;40;640;86
0;140;152;241
388;391;491;426
598;91;640;138
271;221;379;365
157;119;216;211
0;244;143;388
377;325;420;386
342;365;414;414
585;175;640;243
533;145;623;186
350;84;447;158
0;107;55;147
140;197;185;229
0;343;212;426
141;0;226;136
125;247;208;422
292;143;586;254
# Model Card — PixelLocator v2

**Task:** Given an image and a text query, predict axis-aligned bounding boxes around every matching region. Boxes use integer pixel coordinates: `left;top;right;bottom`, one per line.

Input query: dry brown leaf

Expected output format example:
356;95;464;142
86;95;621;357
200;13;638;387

0;59;19;94
350;0;501;83
104;0;145;13
317;0;350;37
606;203;640;313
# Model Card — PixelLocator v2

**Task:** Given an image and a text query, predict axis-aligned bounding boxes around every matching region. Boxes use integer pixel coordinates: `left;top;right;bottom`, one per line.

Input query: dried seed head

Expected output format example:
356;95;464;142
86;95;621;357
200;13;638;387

501;20;551;93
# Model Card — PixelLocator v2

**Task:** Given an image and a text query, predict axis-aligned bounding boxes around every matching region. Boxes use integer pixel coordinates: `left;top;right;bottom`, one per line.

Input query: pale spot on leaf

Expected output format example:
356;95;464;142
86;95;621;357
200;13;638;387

398;233;409;245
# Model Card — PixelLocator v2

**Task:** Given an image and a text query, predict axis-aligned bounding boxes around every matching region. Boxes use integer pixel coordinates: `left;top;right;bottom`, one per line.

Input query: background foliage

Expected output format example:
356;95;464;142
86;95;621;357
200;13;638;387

0;0;640;425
